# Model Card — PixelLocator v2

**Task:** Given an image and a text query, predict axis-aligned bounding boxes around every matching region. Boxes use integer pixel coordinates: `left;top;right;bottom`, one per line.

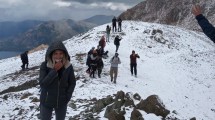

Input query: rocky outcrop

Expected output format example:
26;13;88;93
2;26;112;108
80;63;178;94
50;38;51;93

119;0;215;31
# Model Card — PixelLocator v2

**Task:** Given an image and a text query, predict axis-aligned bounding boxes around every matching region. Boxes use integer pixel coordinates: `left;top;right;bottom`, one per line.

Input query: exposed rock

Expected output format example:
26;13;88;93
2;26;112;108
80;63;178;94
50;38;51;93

30;97;40;102
69;102;77;110
130;108;144;120
133;93;141;101
3;95;9;100
20;92;32;100
119;0;215;31
108;110;125;120
136;95;170;118
190;117;196;120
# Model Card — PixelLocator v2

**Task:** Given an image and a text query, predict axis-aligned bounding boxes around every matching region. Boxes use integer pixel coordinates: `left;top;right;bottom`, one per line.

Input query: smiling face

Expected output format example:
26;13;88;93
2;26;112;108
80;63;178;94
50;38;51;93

52;50;65;63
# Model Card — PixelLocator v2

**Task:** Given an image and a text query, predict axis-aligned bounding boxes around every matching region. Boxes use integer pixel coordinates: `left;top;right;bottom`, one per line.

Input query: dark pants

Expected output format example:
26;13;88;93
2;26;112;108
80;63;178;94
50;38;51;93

40;104;67;120
118;24;121;32
90;64;97;78
86;64;91;73
115;45;119;52
21;62;28;70
97;67;102;78
112;24;116;32
130;63;137;75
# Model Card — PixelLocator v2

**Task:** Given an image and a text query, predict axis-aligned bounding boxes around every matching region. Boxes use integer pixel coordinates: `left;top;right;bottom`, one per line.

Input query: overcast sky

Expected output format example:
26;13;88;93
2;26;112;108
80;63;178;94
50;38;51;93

0;0;143;22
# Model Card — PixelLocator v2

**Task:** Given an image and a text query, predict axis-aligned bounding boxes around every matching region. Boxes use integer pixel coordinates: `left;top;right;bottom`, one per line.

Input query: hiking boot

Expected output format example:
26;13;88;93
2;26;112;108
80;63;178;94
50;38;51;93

113;81;116;84
111;78;113;82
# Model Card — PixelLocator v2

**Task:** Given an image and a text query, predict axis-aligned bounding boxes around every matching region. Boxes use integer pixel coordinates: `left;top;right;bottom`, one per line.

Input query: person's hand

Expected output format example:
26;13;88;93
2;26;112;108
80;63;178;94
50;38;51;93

192;5;202;16
54;61;63;71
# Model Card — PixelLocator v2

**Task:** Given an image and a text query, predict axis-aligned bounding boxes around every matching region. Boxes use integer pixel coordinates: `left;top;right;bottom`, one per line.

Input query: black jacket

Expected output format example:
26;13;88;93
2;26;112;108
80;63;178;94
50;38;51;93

20;51;28;63
114;37;121;46
39;41;76;108
196;14;215;43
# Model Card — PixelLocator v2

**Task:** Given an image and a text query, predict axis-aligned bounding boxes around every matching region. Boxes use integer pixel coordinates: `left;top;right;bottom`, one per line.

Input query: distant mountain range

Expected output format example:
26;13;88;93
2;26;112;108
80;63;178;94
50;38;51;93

0;15;114;51
119;0;215;31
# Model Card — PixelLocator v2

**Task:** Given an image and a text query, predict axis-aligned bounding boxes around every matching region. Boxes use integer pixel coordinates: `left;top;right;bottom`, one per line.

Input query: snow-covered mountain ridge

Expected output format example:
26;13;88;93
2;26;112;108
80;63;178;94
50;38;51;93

0;21;214;119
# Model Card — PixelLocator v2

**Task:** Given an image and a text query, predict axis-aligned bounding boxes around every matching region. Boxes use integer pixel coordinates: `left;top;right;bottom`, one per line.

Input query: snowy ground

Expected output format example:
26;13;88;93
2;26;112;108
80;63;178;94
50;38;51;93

0;21;215;120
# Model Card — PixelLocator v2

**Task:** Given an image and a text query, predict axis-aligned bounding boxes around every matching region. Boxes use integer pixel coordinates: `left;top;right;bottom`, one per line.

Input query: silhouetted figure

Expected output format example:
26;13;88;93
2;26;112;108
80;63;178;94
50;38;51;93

117;17;122;32
20;51;29;70
112;17;117;32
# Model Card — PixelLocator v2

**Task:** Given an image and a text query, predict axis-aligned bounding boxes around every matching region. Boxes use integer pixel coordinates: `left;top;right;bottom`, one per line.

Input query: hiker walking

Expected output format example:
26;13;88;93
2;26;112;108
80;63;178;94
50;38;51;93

90;50;98;78
86;47;95;73
20;51;29;70
117;17;122;32
112;16;117;32
110;53;121;83
130;50;140;77
106;25;111;42
99;35;106;49
97;56;104;78
114;35;122;52
39;41;76;120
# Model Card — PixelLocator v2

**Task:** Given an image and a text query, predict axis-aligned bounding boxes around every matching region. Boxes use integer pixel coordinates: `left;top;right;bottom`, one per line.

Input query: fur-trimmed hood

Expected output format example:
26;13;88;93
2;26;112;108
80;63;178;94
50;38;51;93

45;41;71;69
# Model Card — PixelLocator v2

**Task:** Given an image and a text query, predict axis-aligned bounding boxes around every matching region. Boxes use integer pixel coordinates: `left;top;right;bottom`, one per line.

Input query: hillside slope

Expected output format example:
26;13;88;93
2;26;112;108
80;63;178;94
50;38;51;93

0;21;214;119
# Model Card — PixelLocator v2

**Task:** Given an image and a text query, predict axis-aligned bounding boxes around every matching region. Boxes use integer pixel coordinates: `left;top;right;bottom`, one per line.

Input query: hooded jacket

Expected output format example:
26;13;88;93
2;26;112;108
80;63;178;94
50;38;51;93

39;41;76;108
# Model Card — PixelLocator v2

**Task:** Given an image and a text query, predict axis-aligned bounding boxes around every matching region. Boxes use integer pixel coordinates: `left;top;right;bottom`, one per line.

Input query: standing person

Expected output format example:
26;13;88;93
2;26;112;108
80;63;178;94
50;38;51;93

117;17;122;32
39;41;76;120
99;35;106;49
114;35;122;52
109;53;121;83
86;47;95;73
192;5;215;42
106;25;111;42
97;56;104;78
130;50;140;77
20;51;29;70
90;50;98;78
112;16;117;32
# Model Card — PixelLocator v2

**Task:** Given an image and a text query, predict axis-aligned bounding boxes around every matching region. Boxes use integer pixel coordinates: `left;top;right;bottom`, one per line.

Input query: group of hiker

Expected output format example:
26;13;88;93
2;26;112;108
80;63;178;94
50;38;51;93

86;21;141;83
17;4;215;120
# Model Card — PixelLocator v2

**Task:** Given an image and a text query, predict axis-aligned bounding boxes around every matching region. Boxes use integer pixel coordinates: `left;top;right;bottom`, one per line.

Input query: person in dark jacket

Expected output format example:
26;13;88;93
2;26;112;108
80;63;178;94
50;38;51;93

114;35;122;52
192;5;215;43
20;51;29;70
130;50;140;77
106;25;111;42
117;17;122;32
90;50;98;78
39;41;76;120
86;47;95;73
112;16;117;32
97;56;104;78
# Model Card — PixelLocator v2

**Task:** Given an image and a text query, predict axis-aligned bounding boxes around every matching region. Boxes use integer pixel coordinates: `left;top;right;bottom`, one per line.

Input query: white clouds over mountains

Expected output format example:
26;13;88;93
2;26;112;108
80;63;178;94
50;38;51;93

0;0;141;22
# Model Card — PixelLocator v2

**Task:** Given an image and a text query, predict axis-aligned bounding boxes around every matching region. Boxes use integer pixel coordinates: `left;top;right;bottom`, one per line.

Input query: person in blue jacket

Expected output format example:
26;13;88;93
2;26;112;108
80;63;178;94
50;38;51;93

39;41;76;120
192;5;215;43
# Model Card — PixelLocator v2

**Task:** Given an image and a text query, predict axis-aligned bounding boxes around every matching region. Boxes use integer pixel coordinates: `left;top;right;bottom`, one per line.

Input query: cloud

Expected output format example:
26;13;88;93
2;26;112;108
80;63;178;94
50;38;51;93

0;0;142;22
53;1;71;7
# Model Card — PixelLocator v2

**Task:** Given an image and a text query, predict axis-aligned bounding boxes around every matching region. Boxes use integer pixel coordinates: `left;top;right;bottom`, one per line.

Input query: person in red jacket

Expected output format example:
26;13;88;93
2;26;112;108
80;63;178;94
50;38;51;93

99;35;106;49
130;50;140;77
